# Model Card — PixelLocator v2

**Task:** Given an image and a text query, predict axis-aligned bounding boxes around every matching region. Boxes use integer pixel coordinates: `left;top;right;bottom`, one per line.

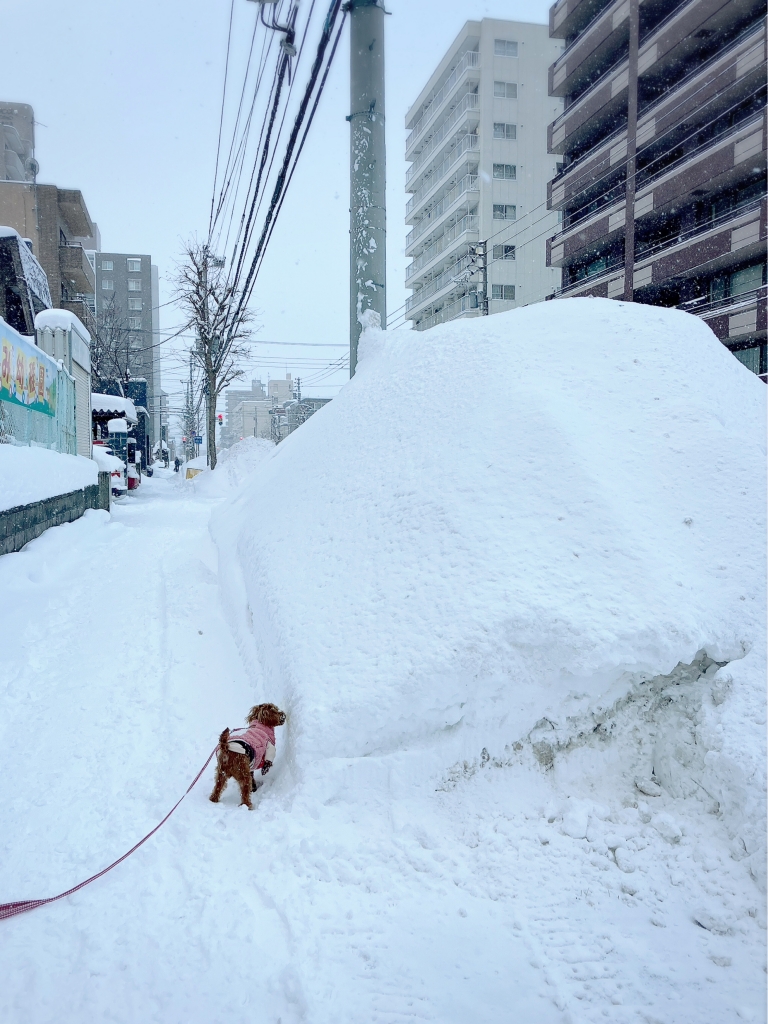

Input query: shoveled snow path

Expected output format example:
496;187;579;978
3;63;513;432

0;471;763;1022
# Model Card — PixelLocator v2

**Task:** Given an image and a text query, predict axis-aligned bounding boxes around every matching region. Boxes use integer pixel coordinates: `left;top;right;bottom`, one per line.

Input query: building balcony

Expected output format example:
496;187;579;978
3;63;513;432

405;214;480;285
406;148;479;225
406;132;480;210
406;252;477;315
413;290;480;332
405;50;480;157
547;0;764;160
550;0;615;43
547;23;766;216
680;284;767;347
548;0;631;99
59;242;95;294
555;196;766;298
548;113;766;269
405;175;479;255
406;93;480;184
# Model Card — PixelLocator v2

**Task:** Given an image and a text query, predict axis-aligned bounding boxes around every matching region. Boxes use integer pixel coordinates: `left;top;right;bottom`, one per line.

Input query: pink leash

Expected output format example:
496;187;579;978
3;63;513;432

0;746;217;922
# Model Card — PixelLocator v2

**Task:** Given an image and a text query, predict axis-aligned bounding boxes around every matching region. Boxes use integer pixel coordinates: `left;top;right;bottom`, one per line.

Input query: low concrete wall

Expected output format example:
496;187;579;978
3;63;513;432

0;471;111;556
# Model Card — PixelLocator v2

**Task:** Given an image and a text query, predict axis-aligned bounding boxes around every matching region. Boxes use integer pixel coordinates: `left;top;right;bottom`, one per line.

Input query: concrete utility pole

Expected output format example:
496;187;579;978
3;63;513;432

347;0;386;377
623;0;639;302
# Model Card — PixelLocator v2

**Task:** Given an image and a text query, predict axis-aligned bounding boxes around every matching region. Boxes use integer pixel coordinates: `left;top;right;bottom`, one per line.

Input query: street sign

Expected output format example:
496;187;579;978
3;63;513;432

194;435;203;444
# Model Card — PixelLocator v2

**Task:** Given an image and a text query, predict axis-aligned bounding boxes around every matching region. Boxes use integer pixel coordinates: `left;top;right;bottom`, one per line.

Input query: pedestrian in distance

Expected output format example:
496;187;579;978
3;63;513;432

174;457;180;473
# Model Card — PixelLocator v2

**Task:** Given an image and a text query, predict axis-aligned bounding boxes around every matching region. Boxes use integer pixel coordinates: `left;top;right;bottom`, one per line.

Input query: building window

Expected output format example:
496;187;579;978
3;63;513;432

492;284;516;300
127;297;143;310
494;81;517;99
101;279;114;290
493;163;516;179
493;122;517;140
493;244;516;260
493;204;516;220
733;347;760;373
101;260;113;271
128;280;142;292
127;317;143;330
494;39;518;57
127;258;142;272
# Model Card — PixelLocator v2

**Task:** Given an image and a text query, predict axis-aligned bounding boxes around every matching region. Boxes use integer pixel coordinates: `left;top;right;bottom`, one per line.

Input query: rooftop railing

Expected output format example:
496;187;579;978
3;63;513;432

406;50;480;150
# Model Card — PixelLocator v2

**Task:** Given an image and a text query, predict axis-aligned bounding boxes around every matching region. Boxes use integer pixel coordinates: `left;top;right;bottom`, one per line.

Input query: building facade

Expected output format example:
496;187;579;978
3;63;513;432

404;19;564;331
544;0;766;378
94;251;161;447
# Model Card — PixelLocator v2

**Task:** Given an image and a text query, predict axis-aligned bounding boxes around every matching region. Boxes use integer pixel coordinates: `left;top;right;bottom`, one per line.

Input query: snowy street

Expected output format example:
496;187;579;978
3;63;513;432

1;306;766;1024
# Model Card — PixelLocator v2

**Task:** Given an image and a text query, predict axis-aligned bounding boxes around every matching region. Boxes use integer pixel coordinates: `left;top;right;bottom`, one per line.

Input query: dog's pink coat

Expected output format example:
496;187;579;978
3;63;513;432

229;721;275;767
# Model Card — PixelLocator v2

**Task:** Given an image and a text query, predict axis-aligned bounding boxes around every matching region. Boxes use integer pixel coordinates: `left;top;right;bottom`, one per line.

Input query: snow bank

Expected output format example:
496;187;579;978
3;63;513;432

0;444;98;511
214;299;765;767
186;436;274;498
92;445;124;474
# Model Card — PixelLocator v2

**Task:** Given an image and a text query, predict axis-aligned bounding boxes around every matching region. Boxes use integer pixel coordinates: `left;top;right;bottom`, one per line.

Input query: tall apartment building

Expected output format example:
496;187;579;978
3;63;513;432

544;0;766;378
95;252;162;446
1;102;99;335
404;20;564;331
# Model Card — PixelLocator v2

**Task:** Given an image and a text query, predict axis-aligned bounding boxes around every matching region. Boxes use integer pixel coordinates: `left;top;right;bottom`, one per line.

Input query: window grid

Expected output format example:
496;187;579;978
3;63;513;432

492;284;516;300
494;81;518;99
127;317;142;330
101;260;113;271
494;40;518;57
493;163;516;179
492;244;516;261
493;122;517;140
493;204;517;221
101;279;114;290
127;297;143;310
127;280;142;292
127;258;142;272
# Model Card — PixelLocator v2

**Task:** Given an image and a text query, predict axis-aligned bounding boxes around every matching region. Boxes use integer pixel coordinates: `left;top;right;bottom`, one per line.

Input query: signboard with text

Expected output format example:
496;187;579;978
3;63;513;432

0;320;58;417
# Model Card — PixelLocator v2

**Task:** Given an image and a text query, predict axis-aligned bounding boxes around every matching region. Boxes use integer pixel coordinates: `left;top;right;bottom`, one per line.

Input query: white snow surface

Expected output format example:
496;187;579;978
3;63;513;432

91;445;124;474
185;436;275;497
0;443;97;511
0;300;765;1024
34;308;91;342
91;393;137;421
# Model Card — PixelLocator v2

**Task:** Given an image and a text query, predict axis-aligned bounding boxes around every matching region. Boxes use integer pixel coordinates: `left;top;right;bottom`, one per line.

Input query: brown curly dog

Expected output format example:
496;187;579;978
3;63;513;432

209;703;286;810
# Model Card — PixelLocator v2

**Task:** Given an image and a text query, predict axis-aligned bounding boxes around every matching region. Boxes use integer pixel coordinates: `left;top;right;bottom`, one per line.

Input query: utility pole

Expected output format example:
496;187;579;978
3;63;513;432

347;0;386;377
623;0;639;302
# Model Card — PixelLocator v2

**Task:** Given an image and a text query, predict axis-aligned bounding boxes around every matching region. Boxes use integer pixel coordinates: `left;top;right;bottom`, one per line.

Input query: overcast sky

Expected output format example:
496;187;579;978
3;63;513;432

2;0;551;421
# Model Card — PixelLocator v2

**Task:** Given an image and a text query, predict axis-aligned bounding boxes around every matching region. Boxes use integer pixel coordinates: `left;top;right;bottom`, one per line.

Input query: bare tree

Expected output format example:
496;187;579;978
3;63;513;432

91;295;133;395
174;242;255;469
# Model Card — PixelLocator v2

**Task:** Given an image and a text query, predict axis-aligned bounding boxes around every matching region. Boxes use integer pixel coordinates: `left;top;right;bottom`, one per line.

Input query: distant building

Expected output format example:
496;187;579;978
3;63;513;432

270;397;332;443
544;0;766;379
94;252;161;449
231;398;273;442
0;102;98;335
35;309;93;458
404;20;564;330
222;378;267;447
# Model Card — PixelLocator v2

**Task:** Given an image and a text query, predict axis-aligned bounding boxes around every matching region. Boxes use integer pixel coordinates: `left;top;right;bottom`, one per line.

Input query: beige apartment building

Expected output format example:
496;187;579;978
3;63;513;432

1;101;98;334
404;19;564;330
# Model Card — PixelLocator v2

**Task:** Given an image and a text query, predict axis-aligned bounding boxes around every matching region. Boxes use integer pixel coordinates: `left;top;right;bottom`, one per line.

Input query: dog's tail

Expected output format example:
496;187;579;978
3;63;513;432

218;727;230;755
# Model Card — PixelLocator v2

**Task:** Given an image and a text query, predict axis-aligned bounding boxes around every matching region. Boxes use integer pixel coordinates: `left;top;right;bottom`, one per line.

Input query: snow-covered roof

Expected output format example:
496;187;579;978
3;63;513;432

107;418;128;433
91;394;137;422
35;308;91;344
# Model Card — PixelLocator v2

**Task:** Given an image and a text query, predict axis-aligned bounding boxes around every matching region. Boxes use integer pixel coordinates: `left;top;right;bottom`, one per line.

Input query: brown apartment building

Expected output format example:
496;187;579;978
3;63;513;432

0;101;98;334
544;0;767;379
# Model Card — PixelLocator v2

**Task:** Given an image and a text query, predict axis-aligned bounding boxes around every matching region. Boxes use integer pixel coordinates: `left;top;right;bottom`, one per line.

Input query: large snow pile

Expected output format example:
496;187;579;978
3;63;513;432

209;298;766;1019
186;436;274;498
0;444;98;511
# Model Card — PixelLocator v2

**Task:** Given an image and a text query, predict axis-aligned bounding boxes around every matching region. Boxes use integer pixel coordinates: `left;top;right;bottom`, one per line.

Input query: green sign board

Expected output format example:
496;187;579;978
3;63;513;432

0;320;58;417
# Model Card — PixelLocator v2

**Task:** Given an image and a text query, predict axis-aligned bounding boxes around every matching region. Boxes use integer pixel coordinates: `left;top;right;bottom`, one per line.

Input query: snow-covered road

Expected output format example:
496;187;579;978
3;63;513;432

0;467;765;1023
